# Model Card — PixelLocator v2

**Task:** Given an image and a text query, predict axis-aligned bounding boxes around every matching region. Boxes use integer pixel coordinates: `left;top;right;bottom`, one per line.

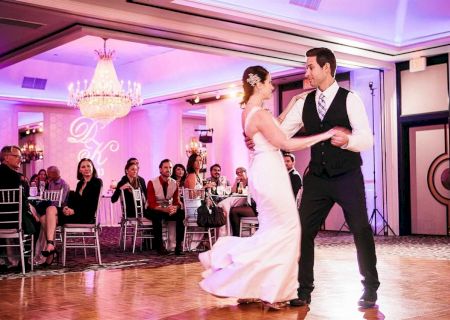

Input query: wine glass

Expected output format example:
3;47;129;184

219;176;227;186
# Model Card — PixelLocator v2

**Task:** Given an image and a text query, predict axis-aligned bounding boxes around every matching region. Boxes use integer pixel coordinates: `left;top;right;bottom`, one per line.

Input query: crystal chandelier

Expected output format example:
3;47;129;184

20;142;43;163
68;39;142;124
185;137;207;157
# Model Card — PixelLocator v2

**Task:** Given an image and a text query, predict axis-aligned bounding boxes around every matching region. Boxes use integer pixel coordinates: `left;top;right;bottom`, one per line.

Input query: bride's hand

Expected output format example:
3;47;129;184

330;128;350;147
323;128;336;139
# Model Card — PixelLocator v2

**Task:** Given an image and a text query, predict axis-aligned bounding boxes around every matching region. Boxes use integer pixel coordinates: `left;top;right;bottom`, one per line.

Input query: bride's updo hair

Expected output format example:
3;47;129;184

240;66;269;106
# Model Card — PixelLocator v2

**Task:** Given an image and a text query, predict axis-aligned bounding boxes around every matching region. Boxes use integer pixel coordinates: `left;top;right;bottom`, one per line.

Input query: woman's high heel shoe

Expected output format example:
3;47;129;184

41;240;56;257
42;251;59;267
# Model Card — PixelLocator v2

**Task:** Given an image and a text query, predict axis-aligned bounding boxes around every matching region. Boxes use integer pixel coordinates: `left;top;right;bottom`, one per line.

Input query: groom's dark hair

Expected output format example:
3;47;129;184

306;47;336;77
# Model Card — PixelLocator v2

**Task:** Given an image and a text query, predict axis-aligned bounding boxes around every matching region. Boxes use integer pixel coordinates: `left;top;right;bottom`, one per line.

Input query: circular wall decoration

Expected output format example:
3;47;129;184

427;153;450;205
442;168;450;190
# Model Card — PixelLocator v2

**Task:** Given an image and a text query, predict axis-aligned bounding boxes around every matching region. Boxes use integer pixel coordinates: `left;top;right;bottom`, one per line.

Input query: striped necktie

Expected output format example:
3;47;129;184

317;93;326;120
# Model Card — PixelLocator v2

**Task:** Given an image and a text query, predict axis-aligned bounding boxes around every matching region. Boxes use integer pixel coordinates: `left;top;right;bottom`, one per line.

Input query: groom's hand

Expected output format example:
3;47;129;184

331;126;350;147
244;132;255;151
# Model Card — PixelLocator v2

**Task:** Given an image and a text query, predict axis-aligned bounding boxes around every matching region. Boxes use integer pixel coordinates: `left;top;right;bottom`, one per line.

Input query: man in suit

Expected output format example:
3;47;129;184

279;47;380;308
283;152;302;199
0;145;38;269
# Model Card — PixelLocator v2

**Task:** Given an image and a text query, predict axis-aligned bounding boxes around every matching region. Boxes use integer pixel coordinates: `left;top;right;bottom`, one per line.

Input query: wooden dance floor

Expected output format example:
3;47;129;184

1;235;450;319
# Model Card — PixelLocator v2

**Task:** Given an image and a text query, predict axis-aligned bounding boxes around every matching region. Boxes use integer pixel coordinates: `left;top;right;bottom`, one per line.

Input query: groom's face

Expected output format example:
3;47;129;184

305;56;327;88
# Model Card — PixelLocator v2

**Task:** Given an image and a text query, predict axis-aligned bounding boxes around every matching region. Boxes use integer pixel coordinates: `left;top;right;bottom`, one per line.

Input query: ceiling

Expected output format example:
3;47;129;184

0;0;448;110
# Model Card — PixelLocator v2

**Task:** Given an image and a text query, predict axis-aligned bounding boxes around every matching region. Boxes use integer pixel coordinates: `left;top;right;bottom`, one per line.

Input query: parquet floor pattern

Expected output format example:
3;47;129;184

1;239;450;320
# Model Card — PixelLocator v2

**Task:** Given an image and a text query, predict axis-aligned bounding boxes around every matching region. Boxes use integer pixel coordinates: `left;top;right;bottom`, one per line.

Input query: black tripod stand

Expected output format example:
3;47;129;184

367;81;396;236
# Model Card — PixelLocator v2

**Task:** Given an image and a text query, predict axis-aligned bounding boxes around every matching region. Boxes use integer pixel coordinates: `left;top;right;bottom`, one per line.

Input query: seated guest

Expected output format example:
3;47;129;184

60;158;103;225
283;152;302;199
231;167;248;193
47;166;70;206
183;153;210;249
145;159;185;256
29;174;38;187
126;157;146;181
0;146;38;268
206;164;230;194
217;167;250;236
33;165;68;265
184;153;205;190
111;161;147;218
36;168;48;194
229;199;258;236
171;163;187;189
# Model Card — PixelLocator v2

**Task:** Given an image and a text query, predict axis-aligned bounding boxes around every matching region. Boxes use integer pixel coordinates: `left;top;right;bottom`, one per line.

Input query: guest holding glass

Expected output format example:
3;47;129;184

231;167;248;194
206;164;230;195
37;169;47;195
217;167;250;236
29;174;38;188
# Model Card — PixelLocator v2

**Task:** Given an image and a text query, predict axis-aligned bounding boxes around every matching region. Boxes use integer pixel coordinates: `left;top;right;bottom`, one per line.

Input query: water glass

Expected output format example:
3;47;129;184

30;186;38;197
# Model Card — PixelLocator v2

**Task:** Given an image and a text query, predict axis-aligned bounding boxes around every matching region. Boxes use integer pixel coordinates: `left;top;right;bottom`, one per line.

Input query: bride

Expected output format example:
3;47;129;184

199;66;334;309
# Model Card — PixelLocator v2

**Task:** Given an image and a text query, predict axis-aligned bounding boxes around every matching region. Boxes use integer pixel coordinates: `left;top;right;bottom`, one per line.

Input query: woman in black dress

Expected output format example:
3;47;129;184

60;158;103;225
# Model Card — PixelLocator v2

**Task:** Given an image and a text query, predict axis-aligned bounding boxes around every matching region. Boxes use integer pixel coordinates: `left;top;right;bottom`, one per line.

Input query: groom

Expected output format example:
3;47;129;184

247;47;380;308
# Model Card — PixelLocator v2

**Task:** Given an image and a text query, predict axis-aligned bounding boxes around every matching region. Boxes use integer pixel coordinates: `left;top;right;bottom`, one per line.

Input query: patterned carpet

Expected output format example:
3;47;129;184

1;228;449;280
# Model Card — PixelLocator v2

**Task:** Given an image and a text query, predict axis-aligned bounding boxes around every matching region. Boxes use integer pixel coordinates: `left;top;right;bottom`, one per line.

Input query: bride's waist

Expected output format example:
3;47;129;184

250;148;279;156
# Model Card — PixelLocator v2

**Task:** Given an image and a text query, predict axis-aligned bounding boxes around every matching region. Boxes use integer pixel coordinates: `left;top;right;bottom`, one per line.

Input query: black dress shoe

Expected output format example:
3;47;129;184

157;247;170;256
174;247;185;256
290;296;311;307
358;289;377;308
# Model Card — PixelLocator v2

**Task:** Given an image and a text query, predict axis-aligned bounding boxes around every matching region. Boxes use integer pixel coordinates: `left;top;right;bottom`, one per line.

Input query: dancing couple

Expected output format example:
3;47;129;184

199;47;380;310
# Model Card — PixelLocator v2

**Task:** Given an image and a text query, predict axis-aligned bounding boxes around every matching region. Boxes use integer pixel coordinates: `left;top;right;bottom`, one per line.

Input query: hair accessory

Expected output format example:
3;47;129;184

246;73;261;87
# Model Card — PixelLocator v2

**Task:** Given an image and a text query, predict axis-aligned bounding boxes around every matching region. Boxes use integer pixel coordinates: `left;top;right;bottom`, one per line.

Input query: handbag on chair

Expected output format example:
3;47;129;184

196;195;226;228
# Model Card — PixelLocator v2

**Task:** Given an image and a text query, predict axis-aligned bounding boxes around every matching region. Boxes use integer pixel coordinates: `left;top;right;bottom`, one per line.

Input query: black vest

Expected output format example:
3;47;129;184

302;87;362;177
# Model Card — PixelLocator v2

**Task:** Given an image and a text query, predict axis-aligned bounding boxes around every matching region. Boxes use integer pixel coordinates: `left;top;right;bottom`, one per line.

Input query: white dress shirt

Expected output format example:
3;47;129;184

280;81;373;152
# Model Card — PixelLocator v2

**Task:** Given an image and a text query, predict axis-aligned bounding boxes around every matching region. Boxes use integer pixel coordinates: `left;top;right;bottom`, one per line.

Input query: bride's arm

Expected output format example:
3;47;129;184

277;92;309;123
253;110;334;152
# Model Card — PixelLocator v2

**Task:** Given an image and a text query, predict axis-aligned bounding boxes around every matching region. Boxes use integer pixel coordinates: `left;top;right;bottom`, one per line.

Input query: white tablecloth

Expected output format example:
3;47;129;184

98;195;122;227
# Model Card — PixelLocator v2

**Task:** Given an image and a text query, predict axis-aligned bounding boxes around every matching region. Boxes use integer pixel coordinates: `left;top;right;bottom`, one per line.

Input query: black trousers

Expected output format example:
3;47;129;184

144;208;185;249
298;168;380;298
229;205;257;236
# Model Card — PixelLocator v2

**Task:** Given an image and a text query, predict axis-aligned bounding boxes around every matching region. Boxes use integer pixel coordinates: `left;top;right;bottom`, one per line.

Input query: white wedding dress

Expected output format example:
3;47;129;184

199;107;301;303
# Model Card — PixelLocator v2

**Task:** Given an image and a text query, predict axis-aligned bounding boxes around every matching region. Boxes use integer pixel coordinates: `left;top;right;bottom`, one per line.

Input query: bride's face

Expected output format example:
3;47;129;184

258;73;274;100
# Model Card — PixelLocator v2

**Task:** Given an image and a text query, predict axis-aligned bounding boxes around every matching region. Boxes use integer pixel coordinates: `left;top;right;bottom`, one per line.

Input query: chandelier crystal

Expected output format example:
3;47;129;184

68;39;142;124
20;142;43;163
185;137;207;158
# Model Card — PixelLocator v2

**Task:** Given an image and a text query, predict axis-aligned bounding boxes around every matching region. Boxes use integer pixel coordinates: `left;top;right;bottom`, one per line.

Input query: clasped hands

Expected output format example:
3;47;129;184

244;126;351;149
329;126;351;147
161;205;178;216
62;206;75;216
